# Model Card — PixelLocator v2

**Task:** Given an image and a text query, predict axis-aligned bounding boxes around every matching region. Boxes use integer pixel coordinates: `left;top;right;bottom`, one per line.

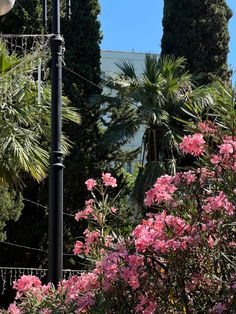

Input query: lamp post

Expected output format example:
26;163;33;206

48;0;64;286
0;0;64;286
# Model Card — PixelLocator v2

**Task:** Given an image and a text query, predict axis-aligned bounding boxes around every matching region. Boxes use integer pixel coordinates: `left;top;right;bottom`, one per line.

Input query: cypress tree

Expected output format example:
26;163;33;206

0;0;43;34
161;0;232;84
61;0;103;211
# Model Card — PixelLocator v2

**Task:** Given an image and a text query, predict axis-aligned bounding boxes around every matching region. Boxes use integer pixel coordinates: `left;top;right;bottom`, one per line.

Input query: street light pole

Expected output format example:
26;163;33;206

48;0;64;286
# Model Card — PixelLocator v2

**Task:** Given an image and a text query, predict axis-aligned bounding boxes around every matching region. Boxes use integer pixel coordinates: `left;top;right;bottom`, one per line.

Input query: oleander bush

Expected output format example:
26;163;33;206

2;116;236;314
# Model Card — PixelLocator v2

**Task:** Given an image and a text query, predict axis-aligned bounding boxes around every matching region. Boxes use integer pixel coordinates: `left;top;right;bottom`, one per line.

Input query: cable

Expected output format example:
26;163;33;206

23;198;76;218
11;1;113;95
0;241;77;257
0;241;47;253
63;65;103;90
23;198;48;210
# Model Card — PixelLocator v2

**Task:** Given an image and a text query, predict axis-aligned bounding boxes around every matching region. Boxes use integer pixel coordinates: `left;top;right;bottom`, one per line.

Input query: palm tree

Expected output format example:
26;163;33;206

102;54;205;204
180;80;235;136
0;41;80;186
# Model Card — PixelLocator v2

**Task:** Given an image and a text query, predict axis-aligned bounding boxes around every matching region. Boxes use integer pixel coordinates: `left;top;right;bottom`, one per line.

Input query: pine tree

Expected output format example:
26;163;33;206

161;0;232;84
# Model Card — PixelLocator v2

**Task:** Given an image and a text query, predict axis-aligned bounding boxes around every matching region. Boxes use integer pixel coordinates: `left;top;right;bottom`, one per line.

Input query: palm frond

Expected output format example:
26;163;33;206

115;59;137;79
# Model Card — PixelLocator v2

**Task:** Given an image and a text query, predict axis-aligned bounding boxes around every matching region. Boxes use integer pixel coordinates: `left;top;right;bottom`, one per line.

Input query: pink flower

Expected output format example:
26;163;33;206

73;241;84;255
75;206;93;222
8;303;21;314
207;235;215;248
13;275;41;293
85;178;96;191
144;175;176;207
121;267;140;289
135;295;157;314
198;121;216;134
61;273;99;302
133;212;196;254
181;170;197;184
77;293;95;312
219;143;233;157
211;302;227;313
41;309;52;314
211;154;222;164
101;172;117;187
110;207;117;213
202;191;234;216
179;133;205;156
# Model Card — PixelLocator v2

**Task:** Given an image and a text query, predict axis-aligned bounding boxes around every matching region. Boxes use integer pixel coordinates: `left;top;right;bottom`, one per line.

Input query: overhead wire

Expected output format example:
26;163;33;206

17;0;111;92
23;198;76;218
0;241;76;257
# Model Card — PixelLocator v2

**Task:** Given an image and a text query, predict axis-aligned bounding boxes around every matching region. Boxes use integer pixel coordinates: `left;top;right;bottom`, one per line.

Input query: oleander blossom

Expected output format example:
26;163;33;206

214;136;236;172
101;172;117;187
75;199;94;221
13;275;41;294
198;121;216;134
73;240;84;255
7;303;21;314
133;212;199;253
144;175;177;207
85;178;96;191
135;294;158;314
179;133;206;156
202;191;234;216
210;302;228;314
60;273;99;312
97;248;144;291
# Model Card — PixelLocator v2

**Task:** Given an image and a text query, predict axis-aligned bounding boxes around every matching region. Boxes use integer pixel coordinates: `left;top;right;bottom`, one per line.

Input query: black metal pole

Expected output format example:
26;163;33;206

42;0;47;30
48;0;64;286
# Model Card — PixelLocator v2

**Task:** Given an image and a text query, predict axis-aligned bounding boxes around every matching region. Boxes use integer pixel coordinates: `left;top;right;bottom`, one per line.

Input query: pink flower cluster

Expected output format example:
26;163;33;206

13;275;41;294
96;248;144;291
144;175;177;207
133;212;198;253
75;199;94;221
198;121;216;134
85;178;96;191
179;133;206;156
85;173;117;191
101;172;117;187
135;295;158;314
174;170;197;185
211;136;236;172
202;191;234;216
7;303;21;314
61;272;99;307
9;276;52;313
73;229;101;256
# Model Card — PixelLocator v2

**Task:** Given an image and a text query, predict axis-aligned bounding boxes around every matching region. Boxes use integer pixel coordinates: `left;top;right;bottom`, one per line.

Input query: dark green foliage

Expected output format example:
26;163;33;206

0;185;23;241
61;0;103;211
161;0;232;84
0;1;44;34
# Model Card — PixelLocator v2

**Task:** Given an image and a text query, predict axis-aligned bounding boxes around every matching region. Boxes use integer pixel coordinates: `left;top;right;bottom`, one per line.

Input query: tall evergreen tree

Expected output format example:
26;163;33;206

0;0;43;34
161;0;232;84
61;0;103;211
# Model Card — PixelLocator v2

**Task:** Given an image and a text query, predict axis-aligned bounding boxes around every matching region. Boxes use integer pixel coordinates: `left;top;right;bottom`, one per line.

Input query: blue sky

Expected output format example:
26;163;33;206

99;0;236;79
